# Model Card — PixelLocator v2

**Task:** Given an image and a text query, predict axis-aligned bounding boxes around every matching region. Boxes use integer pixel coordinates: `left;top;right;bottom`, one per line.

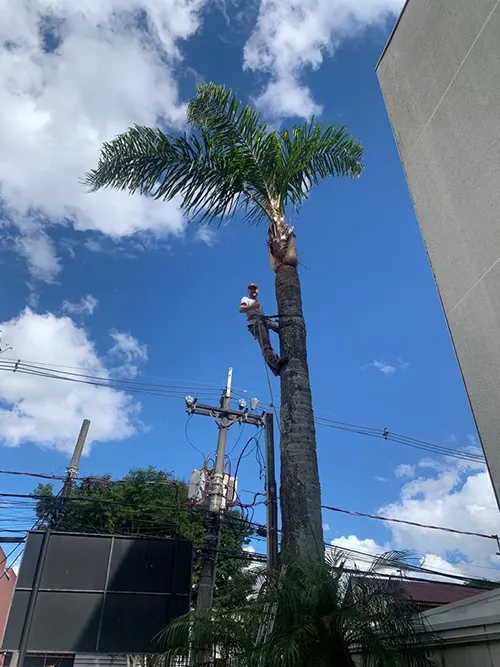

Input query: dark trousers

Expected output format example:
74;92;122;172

248;319;280;375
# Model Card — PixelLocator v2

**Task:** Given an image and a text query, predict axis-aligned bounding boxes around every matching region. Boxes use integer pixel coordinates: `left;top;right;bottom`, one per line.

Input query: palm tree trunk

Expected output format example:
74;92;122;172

275;264;324;563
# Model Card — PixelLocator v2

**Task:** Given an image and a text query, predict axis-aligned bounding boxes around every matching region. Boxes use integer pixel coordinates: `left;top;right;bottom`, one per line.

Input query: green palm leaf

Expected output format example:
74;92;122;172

159;552;438;667
84;82;364;228
188;83;280;207
84;125;246;224
277;119;364;213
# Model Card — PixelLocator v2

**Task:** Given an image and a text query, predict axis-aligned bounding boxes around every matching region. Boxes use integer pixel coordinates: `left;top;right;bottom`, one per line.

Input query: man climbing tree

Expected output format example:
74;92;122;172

84;82;363;563
239;282;286;376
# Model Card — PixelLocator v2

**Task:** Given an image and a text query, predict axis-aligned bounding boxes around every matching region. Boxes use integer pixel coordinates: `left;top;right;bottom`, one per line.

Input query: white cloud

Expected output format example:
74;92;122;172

0;0;207;281
62;294;98;316
322;522;330;533
0;309;145;453
395;464;415;479
26;288;40;310
380;459;499;575
108;331;148;379
331;534;470;583
370;360;397;375
375;476;388;482
194;226;218;246
14;230;62;283
331;535;388;570
332;457;500;582
364;357;409;376
243;0;404;118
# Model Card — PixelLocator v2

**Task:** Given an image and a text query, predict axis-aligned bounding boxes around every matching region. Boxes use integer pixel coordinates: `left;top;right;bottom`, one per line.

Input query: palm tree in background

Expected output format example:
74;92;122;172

84;83;363;562
161;551;438;667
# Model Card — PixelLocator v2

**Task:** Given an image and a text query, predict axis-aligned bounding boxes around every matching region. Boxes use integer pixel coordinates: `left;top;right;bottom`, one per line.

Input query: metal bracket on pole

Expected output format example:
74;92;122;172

188;403;265;427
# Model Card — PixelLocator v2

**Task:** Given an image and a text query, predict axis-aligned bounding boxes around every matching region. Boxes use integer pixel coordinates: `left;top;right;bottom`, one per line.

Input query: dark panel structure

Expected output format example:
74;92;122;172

2;532;192;655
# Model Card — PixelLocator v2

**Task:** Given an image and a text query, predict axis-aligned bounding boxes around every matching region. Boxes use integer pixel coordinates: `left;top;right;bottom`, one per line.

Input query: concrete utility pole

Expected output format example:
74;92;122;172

57;419;91;529
196;368;232;612
62;419;91;498
16;419;90;667
186;370;264;612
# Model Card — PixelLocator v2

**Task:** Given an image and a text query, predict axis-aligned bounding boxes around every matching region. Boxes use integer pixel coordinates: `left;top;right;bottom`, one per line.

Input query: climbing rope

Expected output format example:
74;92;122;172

255;321;281;434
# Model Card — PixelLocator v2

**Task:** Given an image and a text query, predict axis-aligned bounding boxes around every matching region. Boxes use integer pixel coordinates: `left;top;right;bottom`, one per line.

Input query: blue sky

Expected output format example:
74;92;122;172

1;0;499;581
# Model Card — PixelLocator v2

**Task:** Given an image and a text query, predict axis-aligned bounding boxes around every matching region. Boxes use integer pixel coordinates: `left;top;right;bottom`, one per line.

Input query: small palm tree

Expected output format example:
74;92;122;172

84;83;363;563
160;551;438;667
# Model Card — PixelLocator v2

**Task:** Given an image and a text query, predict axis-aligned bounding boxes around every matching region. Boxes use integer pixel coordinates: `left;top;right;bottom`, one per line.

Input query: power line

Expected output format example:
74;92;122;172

0;358;225;393
0;476;498;544
2;490;498;586
227;423;245;457
322;504;499;541
327;542;499;585
0;486;65;581
0;493;262;528
0;360;222;403
0;359;484;463
184;414;206;460
314;418;483;463
4;485;499;550
201;544;499;586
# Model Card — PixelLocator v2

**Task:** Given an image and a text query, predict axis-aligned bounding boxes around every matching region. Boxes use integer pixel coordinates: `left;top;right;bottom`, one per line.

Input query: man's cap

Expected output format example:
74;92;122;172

248;282;258;289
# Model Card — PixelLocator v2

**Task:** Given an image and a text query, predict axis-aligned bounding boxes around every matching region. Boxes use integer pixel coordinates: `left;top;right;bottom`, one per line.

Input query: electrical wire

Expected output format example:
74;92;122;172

0;360;222;403
0;358;484;464
321;504;499;541
1;489;498;586
234;393;484;464
0;355;493;581
314;416;484;463
232;431;264;493
227;423;245;457
0;487;64;581
0;480;497;544
0;358;225;393
184;414;206;460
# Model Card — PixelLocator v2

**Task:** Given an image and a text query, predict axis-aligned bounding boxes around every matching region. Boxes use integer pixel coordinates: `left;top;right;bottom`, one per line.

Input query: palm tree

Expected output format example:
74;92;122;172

160;551;438;667
84;83;363;563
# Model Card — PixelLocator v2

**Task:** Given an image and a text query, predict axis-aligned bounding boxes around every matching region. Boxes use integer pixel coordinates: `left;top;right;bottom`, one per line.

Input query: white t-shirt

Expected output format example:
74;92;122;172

241;296;264;324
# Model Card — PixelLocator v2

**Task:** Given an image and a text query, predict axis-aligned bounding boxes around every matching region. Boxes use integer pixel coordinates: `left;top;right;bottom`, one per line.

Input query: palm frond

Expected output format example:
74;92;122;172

368;549;419;575
83;125;246;225
276;119;364;214
84;84;364;230
159;554;438;667
158;608;254;667
188;83;282;220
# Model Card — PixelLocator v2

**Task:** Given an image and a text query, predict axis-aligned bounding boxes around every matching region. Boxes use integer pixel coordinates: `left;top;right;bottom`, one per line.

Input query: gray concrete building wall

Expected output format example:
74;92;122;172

377;0;500;505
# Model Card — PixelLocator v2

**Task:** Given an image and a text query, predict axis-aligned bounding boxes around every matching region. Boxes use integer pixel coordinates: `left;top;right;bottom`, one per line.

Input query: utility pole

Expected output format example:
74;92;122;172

57;419;91;529
62;419;91;498
196;368;232;612
16;420;90;667
186;369;264;612
265;412;278;573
